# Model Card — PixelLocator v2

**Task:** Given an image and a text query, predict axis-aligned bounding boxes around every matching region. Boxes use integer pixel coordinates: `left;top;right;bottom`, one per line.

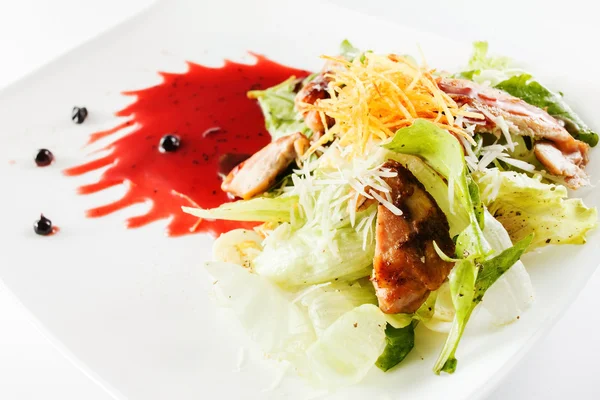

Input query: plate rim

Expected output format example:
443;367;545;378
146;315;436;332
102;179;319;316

0;1;597;399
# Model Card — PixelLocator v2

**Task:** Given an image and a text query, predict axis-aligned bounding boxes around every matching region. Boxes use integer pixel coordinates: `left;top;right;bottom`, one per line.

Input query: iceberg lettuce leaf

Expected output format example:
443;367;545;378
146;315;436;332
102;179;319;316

204;261;316;364
182;195;299;223
307;304;387;387
248;77;311;139
300;279;377;337
254;223;374;287
475;169;597;249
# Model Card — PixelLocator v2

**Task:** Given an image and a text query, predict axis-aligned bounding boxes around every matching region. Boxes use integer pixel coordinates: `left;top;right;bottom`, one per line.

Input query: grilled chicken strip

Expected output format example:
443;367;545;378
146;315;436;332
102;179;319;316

438;77;590;188
295;68;335;136
534;141;588;187
372;161;455;314
221;132;309;199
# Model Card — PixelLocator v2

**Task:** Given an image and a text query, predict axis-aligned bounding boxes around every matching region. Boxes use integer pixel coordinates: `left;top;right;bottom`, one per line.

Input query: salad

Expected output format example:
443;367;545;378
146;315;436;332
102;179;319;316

184;41;597;386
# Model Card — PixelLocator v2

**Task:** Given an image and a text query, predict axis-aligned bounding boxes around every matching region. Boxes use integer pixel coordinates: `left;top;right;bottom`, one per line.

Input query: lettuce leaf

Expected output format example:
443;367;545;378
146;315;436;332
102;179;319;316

475;169;597;249
425;212;535;332
434;258;476;373
422;282;454;333
435;234;533;373
384;120;465;184
205;262;388;386
182;195;299;223
307;304;387;387
468;41;511;71
375;292;437;372
375;322;416;372
204;261;316;364
474;234;534;303
479;211;534;325
340;39;361;61
248;77;311;139
495;74;598;146
300;279;377;337
457;41;520;86
254;222;374;287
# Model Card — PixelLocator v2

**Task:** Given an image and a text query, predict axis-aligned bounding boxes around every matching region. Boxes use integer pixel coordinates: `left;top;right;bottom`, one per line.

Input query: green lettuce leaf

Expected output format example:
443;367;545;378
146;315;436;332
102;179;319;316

375;322;416;372
475;169;597;249
248;77;311;139
468;174;485;230
468;41;511;71
414;291;438;322
182;195;299;223
495;74;598;146
435;258;476;373
340;39;361;61
457;41;518;86
436;234;533;373
375;291;437;372
384;119;464;183
473;234;534;303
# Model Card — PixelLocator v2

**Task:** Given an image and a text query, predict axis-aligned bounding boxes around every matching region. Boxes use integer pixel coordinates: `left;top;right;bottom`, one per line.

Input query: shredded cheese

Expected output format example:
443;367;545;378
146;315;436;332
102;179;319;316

283;141;394;250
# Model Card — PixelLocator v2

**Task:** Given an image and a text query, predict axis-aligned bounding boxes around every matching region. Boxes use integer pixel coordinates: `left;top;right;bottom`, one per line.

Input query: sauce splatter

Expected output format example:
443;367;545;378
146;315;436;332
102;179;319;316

64;55;309;236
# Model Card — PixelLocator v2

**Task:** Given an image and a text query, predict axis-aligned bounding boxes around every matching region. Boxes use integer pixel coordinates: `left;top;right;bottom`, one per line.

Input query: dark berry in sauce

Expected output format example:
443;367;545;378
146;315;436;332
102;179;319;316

34;215;53;236
72;106;88;124
159;135;181;153
35;149;54;167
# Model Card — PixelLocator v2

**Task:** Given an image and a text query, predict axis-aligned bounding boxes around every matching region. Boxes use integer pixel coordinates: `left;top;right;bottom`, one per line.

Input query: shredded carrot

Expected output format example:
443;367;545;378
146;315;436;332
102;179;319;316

304;52;482;156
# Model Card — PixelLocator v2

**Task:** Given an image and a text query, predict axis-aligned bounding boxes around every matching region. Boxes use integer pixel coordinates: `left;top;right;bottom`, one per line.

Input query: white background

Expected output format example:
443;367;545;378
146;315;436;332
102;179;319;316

0;0;598;399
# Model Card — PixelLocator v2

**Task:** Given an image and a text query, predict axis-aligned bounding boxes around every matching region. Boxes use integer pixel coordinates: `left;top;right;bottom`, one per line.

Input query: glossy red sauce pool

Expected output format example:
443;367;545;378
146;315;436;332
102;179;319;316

64;55;309;236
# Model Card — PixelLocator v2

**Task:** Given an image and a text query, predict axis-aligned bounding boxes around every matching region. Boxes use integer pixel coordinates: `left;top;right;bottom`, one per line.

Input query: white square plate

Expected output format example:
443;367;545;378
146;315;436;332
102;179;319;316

0;0;598;399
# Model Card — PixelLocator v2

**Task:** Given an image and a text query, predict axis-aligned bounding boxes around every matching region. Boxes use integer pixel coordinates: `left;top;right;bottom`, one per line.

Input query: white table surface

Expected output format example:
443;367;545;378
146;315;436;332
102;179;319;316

0;0;598;399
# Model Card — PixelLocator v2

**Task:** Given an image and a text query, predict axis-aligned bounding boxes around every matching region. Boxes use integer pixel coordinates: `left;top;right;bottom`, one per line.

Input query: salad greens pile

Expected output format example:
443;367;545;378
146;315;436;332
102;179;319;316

185;41;597;387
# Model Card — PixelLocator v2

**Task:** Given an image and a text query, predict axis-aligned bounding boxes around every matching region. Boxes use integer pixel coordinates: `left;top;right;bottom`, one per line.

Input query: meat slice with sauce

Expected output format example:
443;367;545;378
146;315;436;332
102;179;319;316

438;77;590;188
221;132;309;199
372;161;455;314
295;66;336;136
